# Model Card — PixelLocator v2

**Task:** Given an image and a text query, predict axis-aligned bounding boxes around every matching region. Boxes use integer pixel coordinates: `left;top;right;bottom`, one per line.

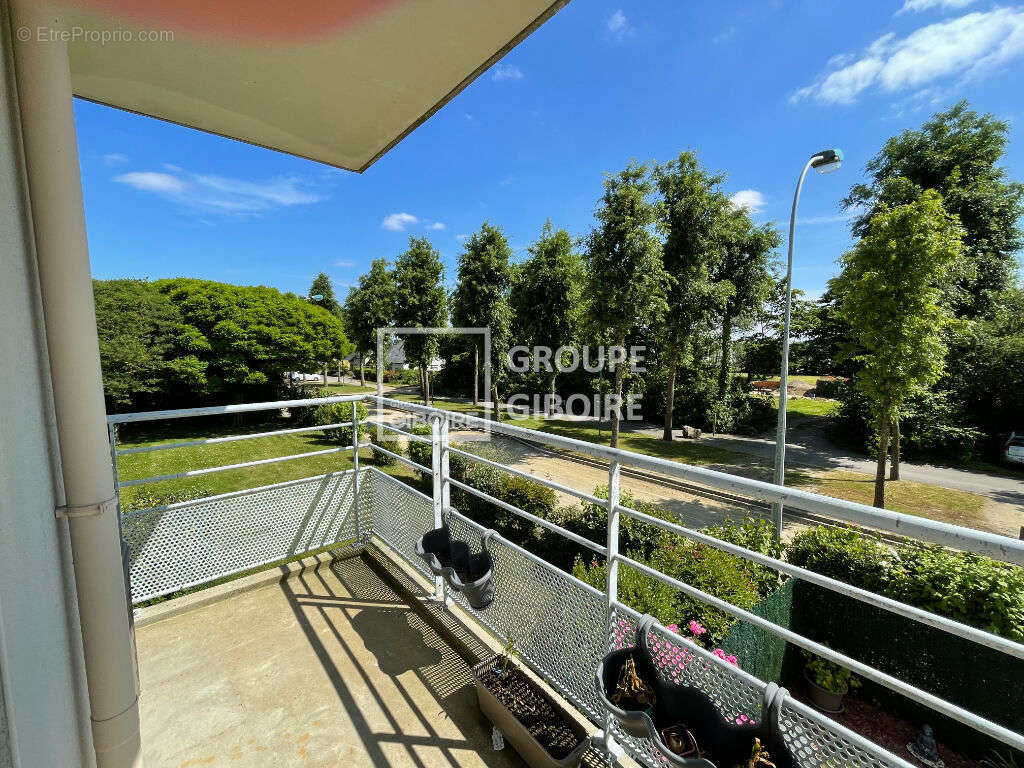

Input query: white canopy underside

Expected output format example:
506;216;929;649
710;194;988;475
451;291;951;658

64;0;567;171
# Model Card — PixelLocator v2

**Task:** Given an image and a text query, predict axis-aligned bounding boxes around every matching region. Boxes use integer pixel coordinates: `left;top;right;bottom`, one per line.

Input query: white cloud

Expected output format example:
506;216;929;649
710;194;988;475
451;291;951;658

729;189;767;214
713;26;737;44
605;9;633;40
382;212;419;231
492;63;524;81
115;172;186;194
898;0;976;14
333;259;356;268
102;153;128;165
793;8;1024;104
455;234;470;243
113;168;323;215
428;222;446;230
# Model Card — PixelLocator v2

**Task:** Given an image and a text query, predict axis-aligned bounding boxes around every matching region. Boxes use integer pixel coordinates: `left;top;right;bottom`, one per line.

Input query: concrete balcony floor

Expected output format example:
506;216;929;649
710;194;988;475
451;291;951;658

135;552;533;768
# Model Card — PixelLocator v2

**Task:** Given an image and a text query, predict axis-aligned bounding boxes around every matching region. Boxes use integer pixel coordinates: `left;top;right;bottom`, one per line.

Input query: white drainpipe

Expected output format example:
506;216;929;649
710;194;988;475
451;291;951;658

9;3;143;767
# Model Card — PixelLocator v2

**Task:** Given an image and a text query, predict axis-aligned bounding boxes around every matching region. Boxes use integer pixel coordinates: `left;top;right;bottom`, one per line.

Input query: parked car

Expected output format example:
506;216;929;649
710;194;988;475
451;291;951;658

1001;432;1024;466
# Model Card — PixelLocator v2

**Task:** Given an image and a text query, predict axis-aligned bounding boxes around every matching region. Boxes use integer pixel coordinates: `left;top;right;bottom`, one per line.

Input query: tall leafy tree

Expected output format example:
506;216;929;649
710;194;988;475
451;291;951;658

344;258;397;386
585;161;668;448
714;210;780;400
510;221;583;396
653;152;732;440
845;101;1024;318
308;272;341;315
308;272;342;382
451;222;513;410
393;236;447;404
832;189;964;507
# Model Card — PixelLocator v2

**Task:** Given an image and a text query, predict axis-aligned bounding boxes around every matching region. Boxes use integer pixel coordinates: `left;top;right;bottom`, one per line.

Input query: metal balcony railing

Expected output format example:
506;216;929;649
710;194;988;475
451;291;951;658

107;393;1024;768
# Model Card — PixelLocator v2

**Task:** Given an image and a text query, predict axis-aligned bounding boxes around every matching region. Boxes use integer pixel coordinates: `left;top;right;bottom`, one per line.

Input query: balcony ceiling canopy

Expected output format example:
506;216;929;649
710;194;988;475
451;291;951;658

60;0;567;171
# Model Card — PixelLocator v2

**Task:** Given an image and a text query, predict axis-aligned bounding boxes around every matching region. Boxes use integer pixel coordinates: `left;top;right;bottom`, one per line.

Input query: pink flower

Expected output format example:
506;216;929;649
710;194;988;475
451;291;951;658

688;620;707;636
713;648;726;660
666;623;679;633
736;715;749;725
727;655;738;666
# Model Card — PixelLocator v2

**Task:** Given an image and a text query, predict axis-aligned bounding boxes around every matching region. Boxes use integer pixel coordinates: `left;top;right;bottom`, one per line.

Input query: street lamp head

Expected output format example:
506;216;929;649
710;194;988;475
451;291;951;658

311;293;324;301
811;148;843;175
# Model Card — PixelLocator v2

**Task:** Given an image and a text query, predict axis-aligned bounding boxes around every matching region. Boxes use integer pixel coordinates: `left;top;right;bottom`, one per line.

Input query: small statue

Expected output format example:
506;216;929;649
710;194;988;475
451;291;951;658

907;724;945;768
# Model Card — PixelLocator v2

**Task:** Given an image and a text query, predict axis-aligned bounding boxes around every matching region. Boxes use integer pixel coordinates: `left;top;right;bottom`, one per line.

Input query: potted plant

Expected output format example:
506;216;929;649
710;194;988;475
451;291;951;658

474;642;590;768
598;615;797;768
416;525;495;609
802;650;860;713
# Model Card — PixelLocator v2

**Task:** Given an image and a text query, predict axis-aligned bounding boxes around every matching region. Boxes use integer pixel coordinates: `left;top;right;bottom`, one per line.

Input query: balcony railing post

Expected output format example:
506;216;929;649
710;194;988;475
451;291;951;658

352;405;361;543
430;414;447;603
603;459;622;753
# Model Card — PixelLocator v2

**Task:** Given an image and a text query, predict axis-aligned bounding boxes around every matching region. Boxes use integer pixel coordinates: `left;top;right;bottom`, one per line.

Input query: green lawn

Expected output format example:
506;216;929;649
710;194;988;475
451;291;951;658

322;382;376;395
507;416;749;466
792;469;990;528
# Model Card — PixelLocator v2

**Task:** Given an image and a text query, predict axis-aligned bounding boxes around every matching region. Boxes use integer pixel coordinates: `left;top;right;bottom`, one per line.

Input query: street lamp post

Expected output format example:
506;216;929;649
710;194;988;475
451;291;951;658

771;149;843;538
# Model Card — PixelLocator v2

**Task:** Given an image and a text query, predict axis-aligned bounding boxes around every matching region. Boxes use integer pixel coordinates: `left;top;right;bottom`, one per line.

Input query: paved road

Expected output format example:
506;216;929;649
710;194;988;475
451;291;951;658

696;426;1024;507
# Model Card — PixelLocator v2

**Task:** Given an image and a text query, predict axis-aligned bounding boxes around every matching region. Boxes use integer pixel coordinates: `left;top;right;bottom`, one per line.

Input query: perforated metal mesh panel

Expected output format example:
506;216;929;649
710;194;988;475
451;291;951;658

446;510;608;722
364;467;435;583
121;462;912;768
122;469;366;603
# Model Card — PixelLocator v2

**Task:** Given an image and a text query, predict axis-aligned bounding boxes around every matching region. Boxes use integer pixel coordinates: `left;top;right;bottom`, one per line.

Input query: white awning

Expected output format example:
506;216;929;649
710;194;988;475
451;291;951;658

60;0;568;171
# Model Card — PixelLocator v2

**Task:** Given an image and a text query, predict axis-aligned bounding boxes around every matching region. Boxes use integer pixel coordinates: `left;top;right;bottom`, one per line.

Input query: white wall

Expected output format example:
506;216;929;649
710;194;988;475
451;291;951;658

0;5;92;766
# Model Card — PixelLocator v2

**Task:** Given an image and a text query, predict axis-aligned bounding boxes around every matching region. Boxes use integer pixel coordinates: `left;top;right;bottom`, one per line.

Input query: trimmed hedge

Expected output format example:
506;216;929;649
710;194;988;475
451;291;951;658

786;526;1024;642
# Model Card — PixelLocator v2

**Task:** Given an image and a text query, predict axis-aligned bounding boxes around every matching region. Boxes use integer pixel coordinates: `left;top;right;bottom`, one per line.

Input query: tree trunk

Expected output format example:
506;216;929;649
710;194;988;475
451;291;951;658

549;370;557;397
718;313;733;401
611;331;626;449
473;344;479;406
492;383;501;422
359;353;365;387
890;418;901;481
322;363;327;386
662;334;678;441
420;365;428;405
873;408;890;508
337;359;342;381
426;367;432;405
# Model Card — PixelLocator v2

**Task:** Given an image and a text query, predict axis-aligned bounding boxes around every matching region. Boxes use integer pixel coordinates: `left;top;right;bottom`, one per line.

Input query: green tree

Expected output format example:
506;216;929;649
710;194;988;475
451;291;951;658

451;221;513;410
93;279;208;410
308;272;342;382
585;161;668;448
393;237;447;404
652;152;732;440
714;210;780;400
845;101;1024;318
510;221;584;397
157;278;350;402
832;189;964;507
344;258;397;386
308;272;341;316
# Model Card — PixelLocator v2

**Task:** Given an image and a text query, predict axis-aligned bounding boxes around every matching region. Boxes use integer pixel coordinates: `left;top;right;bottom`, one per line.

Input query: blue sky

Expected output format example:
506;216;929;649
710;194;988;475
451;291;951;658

77;0;1024;301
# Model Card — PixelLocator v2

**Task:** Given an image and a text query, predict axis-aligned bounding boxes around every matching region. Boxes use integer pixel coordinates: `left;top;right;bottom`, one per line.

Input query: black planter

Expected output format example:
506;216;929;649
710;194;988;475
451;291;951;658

597;615;796;768
416;525;495;610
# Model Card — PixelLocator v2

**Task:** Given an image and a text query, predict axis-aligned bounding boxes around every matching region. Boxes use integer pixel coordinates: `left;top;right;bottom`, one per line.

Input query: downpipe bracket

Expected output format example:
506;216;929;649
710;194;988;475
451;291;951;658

56;495;118;519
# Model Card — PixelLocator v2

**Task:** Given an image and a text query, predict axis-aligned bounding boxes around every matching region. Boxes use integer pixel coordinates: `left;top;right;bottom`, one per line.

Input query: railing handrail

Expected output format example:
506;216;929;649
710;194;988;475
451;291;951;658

107;393;1024;754
106;393;365;424
367;395;1024;566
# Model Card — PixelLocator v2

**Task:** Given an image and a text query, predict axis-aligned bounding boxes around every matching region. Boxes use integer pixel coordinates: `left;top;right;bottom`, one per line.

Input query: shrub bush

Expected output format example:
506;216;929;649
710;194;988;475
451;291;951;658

313;400;368;445
406;422;432;468
732;393;778;436
290;387;333;427
785;526;893;592
369;436;400;465
786;526;1024;641
812;376;844;398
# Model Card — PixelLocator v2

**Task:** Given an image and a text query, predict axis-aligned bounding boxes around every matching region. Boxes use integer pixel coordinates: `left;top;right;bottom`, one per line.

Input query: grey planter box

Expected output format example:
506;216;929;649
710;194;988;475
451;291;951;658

473;658;589;768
